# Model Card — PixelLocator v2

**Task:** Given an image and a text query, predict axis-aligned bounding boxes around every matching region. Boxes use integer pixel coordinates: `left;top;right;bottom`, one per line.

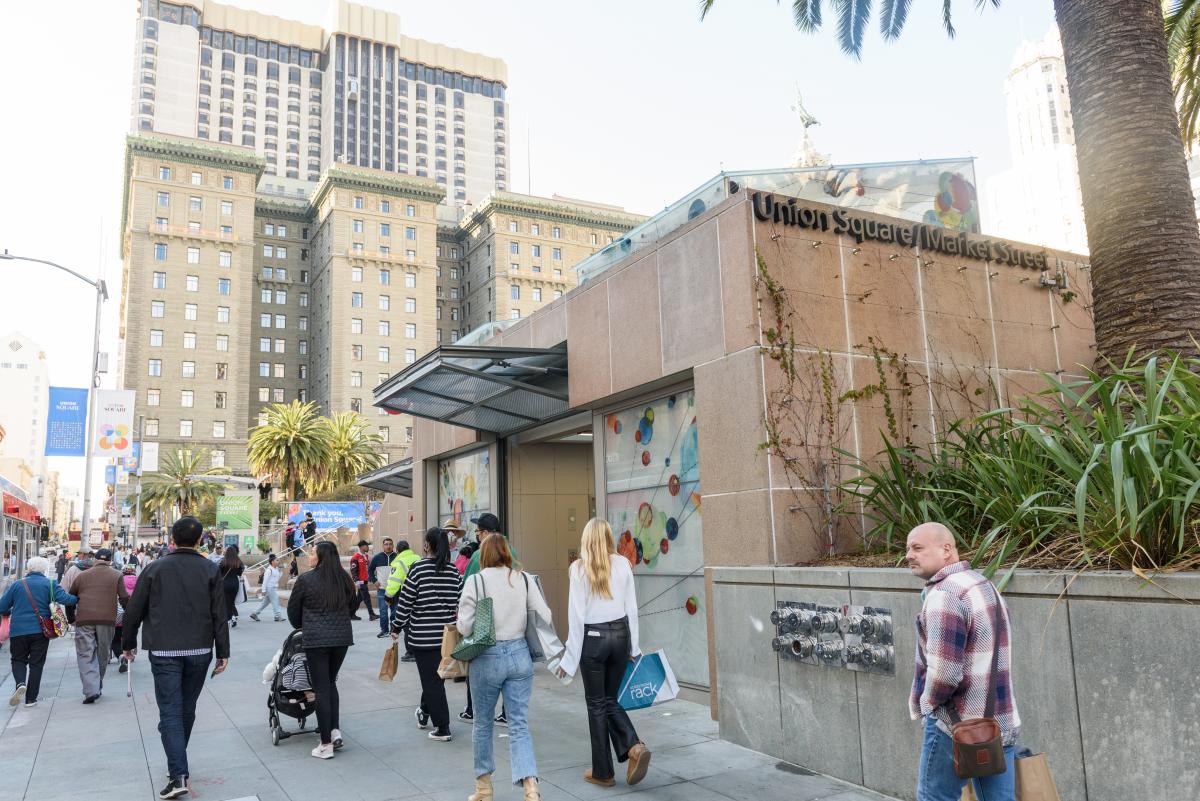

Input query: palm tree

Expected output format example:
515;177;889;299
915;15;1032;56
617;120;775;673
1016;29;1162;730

137;447;228;522
247;400;331;500
313;411;385;494
1167;1;1200;146
699;0;1200;362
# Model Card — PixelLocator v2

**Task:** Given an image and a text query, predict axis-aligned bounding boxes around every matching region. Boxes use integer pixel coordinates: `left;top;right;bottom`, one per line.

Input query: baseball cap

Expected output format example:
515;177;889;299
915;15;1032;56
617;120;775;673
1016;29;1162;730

95;548;113;561
471;513;501;532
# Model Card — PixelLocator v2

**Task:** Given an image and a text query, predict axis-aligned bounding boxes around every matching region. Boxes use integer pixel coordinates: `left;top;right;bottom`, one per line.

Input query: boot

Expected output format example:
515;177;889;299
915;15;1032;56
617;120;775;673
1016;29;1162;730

522;777;541;801
468;773;492;801
626;742;651;785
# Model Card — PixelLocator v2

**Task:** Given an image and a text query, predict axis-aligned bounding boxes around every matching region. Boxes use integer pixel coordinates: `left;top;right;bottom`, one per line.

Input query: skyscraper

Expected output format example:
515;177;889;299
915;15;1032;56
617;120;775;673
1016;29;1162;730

0;333;50;505
133;0;508;206
985;29;1089;254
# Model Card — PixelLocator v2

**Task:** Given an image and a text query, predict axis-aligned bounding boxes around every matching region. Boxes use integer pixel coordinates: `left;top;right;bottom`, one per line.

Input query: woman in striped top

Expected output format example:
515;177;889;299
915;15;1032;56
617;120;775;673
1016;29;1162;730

390;527;463;741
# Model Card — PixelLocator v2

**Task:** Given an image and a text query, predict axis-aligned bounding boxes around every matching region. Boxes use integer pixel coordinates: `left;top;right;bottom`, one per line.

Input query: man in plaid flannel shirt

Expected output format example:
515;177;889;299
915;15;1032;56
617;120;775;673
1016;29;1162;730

906;522;1020;801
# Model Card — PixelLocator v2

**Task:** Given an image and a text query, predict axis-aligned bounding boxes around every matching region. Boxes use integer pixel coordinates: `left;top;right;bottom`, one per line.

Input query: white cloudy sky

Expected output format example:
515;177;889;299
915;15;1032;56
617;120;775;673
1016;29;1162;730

0;0;1056;517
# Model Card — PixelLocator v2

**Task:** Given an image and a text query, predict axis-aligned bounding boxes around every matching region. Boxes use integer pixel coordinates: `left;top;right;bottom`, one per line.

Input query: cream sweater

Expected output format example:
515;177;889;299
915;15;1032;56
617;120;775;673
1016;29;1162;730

457;567;553;642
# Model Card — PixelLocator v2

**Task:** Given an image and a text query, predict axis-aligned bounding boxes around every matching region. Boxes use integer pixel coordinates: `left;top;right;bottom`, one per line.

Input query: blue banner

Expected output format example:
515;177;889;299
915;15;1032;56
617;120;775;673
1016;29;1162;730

286;501;381;529
44;387;88;456
122;443;141;475
104;465;116;486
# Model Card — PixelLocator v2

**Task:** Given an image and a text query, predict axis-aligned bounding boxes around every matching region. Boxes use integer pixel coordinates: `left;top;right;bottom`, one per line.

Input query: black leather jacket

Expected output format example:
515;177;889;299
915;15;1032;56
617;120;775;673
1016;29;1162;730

121;548;230;659
287;570;356;649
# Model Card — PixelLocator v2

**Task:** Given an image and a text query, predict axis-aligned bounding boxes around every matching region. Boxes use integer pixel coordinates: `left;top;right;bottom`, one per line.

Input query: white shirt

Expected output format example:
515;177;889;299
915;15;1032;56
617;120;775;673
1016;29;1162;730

559;554;640;677
458;567;553;643
262;564;282;592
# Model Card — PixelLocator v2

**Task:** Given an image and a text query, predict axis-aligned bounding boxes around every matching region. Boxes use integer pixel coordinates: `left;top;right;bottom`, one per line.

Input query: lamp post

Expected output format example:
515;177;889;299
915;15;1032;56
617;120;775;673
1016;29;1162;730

0;251;108;548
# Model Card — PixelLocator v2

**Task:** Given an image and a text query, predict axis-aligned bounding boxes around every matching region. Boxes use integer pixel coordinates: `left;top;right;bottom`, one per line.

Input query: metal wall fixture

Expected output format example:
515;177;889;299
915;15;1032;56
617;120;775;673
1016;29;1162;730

771;601;895;676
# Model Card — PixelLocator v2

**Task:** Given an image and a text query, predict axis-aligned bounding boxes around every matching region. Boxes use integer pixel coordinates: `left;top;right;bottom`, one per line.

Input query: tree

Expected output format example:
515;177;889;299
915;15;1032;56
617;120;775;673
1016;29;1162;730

313;411;385;494
699;0;1200;362
247;400;331;500
137;447;227;522
1167;1;1200;146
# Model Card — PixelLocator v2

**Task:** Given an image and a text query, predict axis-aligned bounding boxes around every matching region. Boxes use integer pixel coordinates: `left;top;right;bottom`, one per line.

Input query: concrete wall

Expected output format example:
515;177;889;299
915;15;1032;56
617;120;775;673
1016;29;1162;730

710;566;1200;801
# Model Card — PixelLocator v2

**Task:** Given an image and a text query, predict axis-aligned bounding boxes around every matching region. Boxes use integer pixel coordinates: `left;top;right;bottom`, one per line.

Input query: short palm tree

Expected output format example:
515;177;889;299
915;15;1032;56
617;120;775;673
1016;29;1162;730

314;411;385;493
247;400;331;500
137;447;228;521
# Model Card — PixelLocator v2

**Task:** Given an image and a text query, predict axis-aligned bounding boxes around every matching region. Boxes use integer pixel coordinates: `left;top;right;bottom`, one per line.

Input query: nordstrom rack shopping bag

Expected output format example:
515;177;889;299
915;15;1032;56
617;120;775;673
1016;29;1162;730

617;650;679;711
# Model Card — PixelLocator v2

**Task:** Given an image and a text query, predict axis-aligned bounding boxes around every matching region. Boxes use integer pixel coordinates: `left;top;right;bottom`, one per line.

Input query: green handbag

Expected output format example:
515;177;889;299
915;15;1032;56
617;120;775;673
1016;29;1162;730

452;573;495;661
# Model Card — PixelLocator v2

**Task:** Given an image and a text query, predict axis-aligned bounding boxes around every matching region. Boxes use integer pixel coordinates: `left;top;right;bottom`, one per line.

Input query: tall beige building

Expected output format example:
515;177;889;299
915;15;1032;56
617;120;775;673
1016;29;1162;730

119;134;644;474
133;0;508;206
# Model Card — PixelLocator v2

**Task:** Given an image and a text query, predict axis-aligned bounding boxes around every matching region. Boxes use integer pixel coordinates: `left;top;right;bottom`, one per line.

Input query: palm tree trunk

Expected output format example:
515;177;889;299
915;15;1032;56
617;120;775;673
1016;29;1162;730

1055;0;1200;363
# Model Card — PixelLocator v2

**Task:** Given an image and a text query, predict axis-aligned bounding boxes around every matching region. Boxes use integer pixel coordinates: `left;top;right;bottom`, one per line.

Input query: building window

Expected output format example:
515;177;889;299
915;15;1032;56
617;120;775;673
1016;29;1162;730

379;295;390;310
406;204;416;217
351;318;363;334
405;348;416;364
405;323;416;339
405;297;416;313
264;244;274;257
186;247;200;264
218;278;230;295
186;275;199;292
274;363;284;378
406;226;416;240
259;337;271;352
533;288;542;302
219;250;232;267
299;339;307;355
590;233;598;245
351;345;362;361
353;219;363;233
274;339;285;353
299;316;308;330
148;359;161;376
183;332;197;349
379;269;391;285
532;224;540;236
259;362;270;377
220;225;232;237
215;363;228;379
351;266;363;282
511;285;520;300
216;334;228;351
217;306;230;322
351;371;362;387
378;346;389;363
157;191;169;207
532;244;541;258
405;272;416;288
378;321;390;336
299;365;307;380
147;389;160;406
154;243;168;261
352;242;364;254
354;196;363;209
220;200;233;215
299;293;308;307
511;309;521;319
552;247;562;260
159;166;171;180
153;271;166;289
273;388;285;402
223;176;233;189
380;223;390;237
350;397;362;412
509;221;518;233
275;290;286;303
145;418;160;437
179;420;193;437
190;196;202;212
215;391;226;409
275;314;286;328
379;426;390;443
381;200;391;213
265;223;275;236
211;449;225;468
258;387;269;402
182;361;196;378
191;171;202;185
510;241;519;255
450;287;459;299
351;292;363;308
213;421;226;438
553;289;562;300
181;390;194;408
184;303;197;320
552;226;561;239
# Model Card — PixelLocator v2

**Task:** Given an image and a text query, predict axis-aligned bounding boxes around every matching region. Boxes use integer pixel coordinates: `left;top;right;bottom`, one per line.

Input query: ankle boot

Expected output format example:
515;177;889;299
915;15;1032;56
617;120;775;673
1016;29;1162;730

522;777;541;801
468;773;492;801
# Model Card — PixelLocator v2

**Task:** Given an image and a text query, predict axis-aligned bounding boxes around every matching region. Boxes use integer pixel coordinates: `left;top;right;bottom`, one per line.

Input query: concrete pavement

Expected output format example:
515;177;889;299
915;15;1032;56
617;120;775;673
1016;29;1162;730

0;607;898;801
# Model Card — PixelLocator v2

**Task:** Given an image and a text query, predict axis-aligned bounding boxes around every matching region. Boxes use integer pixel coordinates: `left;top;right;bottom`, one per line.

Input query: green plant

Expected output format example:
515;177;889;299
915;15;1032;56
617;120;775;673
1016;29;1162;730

247;400;331;499
841;352;1200;582
313;412;385;494
137;448;228;522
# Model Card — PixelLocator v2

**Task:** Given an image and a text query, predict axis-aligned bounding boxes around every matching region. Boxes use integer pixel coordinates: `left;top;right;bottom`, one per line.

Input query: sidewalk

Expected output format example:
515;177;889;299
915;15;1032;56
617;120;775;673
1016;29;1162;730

0;612;897;801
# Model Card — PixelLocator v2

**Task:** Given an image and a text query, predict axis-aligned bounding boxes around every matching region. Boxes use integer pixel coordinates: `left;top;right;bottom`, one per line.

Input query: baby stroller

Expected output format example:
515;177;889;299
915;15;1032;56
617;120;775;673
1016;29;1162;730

267;629;319;746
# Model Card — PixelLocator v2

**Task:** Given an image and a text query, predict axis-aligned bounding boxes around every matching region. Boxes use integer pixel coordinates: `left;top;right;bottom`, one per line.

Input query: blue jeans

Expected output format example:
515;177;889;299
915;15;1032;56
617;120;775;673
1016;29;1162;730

377;590;392;633
149;652;213;780
468;638;537;784
918;715;1015;801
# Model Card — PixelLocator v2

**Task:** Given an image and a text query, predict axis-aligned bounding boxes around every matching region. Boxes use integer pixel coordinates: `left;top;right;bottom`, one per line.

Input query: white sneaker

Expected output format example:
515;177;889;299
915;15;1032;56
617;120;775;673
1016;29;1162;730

9;683;26;706
311;743;335;759
332;729;344;750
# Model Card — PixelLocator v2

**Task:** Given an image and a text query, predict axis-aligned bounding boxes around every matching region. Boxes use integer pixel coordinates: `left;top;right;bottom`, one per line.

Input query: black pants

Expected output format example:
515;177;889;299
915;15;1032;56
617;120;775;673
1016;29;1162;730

111;626;124;660
580;618;641;780
305;646;348;745
9;634;50;702
352;583;375;616
412;647;450;732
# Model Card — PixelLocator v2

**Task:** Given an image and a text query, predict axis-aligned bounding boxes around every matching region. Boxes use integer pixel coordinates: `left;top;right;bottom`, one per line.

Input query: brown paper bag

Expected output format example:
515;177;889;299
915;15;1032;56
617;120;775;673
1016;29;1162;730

440;623;460;658
959;751;1060;801
437;624;468;679
378;643;398;682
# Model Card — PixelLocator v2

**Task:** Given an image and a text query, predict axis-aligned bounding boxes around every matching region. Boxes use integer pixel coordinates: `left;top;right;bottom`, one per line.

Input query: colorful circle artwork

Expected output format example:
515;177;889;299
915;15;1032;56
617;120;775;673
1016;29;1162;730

660;538;669;555
668;475;680;496
634;538;645;563
666;517;679;540
617;530;637;566
644;408;654;423
637;416;653;445
634;429;642;443
686;596;699;615
637;502;654;529
641;451;651;466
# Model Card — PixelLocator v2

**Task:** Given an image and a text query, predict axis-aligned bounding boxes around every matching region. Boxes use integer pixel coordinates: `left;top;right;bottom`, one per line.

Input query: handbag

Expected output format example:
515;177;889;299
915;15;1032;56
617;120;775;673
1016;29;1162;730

451;573;495;662
0;614;10;645
48;580;67;636
236;577;248;605
946;587;1007;780
437;624;469;679
20;579;60;640
379;642;398;682
521;572;564;664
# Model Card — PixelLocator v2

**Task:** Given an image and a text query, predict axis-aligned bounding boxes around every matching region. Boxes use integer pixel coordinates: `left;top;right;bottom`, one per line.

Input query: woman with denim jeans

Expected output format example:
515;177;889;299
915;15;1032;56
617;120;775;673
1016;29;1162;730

555;518;651;788
250;554;284;622
457;535;552;801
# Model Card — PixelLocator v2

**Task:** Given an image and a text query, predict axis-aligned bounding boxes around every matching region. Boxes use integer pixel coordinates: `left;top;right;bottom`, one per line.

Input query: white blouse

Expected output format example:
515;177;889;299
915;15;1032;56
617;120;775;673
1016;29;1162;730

559;554;641;677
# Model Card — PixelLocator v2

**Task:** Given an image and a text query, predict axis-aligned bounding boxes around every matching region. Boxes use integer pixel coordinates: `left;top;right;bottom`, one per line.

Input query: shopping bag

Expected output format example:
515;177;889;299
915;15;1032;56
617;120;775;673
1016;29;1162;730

1016;750;1062;801
437;655;469;679
0;614;9;645
378;643;398;682
452;574;495;661
522;573;564;664
617;649;679;711
440;623;460;658
235;578;248;605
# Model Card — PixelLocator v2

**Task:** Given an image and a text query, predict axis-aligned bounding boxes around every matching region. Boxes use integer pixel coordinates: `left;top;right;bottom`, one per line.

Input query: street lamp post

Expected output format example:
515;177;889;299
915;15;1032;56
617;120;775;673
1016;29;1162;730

0;251;108;550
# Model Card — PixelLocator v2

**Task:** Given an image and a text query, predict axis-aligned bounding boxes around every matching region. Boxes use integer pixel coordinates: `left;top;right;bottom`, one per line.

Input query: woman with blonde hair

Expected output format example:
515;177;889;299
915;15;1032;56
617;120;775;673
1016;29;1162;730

555;518;651;787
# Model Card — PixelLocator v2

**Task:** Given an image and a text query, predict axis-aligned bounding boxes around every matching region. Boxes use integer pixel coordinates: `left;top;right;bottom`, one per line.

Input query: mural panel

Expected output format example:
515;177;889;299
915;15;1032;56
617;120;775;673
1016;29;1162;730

438;448;491;540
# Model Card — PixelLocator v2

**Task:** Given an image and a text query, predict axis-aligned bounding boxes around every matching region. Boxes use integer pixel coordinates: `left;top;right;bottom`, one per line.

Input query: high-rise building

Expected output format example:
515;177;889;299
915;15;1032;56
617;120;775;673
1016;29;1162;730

133;0;509;206
0;332;50;502
119;134;644;474
986;29;1088;254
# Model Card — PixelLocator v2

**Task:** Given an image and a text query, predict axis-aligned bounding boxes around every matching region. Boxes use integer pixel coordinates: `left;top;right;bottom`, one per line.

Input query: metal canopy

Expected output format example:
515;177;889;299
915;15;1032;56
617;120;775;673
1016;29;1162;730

357;458;413;497
372;345;569;435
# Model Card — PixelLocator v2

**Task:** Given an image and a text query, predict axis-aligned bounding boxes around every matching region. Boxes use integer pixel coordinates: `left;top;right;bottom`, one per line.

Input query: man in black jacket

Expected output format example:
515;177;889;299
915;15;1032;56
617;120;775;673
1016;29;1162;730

122;517;230;800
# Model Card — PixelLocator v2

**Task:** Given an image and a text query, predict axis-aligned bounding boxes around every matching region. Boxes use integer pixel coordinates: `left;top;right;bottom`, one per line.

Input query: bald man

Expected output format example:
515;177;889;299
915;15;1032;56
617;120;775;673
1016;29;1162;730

906;523;1020;801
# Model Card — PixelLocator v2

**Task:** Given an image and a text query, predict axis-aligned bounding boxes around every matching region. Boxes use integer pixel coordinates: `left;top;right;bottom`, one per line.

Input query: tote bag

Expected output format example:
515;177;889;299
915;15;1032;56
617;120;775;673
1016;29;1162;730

618;650;679;711
451;573;495;662
521;572;564;664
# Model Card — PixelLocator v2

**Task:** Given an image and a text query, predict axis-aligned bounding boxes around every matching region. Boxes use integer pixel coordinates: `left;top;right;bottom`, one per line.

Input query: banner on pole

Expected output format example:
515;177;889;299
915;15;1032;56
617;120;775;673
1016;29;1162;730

90;390;136;457
44;387;89;456
141;442;160;473
104;465;117;486
123;443;141;474
216;495;256;530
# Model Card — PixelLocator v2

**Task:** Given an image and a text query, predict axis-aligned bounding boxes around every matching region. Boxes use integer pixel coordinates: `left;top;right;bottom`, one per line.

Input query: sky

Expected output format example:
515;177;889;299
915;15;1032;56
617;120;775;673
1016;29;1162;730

0;0;1057;520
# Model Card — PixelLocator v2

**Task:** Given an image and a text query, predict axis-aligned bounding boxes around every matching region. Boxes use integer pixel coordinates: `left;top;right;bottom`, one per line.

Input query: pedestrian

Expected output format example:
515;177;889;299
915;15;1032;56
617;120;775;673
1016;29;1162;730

69;547;129;704
0;556;77;707
457;534;550;801
54;550;69;582
349;540;377;621
455;540;477;576
390;527;462;742
556;518;651;787
303;512;317;550
460;514;514;724
383;538;421;659
250;554;284;622
286;540;357;759
369;538;396;638
122;516;231;800
113;545;127;570
906;522;1019;801
62;545;94;628
208;545;224;566
220;545;244;628
116;563;139;672
127;548;140;572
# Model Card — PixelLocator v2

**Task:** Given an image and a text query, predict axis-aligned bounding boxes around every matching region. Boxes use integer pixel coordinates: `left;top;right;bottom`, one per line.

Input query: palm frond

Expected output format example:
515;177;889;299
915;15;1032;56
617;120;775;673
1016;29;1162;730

792;0;824;33
835;0;873;59
879;0;911;40
942;0;955;39
698;0;717;21
1167;0;1200;145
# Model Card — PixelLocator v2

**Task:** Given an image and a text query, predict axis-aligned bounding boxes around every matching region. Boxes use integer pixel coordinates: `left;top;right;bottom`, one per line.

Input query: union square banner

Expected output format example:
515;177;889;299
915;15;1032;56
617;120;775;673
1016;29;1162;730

89;389;136;457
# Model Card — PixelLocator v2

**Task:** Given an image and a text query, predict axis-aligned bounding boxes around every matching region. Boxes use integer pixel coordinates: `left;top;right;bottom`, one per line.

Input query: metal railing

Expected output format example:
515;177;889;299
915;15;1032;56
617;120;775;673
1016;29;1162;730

244;525;345;575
